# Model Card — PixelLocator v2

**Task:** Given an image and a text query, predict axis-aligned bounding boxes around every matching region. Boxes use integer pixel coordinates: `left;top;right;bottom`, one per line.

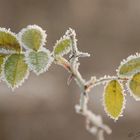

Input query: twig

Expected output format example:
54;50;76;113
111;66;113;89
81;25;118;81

55;29;112;140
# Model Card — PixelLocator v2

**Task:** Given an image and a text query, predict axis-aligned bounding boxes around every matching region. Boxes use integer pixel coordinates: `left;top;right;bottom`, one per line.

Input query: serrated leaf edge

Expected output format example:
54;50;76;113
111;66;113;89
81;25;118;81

25;47;53;75
0;48;19;54
0;27;21;53
53;33;72;57
116;52;140;78
18;25;47;51
103;80;126;121
1;54;30;91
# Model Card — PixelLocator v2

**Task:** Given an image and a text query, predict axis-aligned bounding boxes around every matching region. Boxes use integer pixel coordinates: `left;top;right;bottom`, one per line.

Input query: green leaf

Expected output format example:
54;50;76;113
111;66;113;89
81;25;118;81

129;72;140;100
4;54;29;89
53;36;72;56
0;28;21;52
104;80;125;120
118;54;140;78
26;48;53;75
19;25;47;51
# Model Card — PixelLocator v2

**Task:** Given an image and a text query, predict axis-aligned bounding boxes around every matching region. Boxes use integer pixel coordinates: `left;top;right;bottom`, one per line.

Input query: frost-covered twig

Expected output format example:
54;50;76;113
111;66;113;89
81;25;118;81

55;28;112;140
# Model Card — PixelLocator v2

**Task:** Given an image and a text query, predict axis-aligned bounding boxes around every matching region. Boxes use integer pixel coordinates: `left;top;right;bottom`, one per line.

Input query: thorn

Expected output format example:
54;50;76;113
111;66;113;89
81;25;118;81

67;73;74;85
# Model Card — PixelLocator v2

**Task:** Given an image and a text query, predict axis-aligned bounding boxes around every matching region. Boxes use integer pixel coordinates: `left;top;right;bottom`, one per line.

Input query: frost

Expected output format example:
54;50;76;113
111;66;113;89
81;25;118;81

18;25;47;51
53;34;72;57
0;54;7;78
77;51;90;58
0;27;21;52
128;72;140;101
95;75;117;86
65;28;78;52
117;53;140;78
103;80;126;121
0;49;18;54
3;54;29;90
25;48;53;75
75;104;112;136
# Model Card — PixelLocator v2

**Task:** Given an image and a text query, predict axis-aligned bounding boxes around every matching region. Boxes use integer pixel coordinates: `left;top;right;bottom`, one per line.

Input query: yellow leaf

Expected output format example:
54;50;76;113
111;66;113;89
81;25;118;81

104;80;125;120
53;37;72;57
0;28;21;52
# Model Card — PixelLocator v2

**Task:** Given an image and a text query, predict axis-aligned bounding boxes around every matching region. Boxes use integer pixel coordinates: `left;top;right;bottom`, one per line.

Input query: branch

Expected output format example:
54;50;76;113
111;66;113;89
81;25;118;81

55;28;112;140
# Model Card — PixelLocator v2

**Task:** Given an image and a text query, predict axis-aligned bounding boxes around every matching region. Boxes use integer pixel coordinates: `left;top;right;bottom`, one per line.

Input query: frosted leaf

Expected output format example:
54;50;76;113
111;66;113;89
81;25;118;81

53;32;72;57
0;28;21;52
4;54;29;90
128;72;140;101
25;48;53;75
103;80;125;120
18;25;47;51
53;37;72;57
117;53;140;78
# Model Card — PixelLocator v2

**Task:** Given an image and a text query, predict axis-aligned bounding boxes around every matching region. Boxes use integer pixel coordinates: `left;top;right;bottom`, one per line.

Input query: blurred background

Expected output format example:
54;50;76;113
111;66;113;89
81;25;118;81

0;0;140;140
